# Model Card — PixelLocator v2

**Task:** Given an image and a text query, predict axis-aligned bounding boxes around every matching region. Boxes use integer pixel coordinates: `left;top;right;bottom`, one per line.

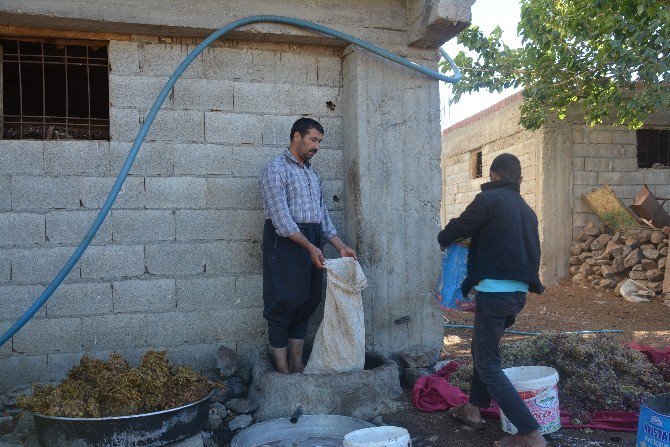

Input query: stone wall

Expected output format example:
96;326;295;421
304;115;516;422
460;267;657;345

0;37;345;390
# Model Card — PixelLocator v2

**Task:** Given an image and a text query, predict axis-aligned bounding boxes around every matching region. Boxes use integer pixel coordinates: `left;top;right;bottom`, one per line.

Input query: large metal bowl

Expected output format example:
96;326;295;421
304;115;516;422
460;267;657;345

33;393;211;447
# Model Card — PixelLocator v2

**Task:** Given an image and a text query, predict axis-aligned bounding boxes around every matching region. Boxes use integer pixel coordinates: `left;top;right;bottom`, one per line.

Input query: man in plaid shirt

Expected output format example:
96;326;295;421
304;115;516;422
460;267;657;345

260;117;357;374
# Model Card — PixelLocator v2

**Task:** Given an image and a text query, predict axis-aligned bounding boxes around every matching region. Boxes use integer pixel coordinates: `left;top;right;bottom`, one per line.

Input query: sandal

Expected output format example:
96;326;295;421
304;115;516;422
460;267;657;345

447;405;486;430
493;434;547;447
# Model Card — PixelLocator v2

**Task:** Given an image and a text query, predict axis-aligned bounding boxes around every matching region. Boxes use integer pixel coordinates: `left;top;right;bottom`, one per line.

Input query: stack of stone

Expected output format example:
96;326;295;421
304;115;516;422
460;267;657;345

569;222;669;297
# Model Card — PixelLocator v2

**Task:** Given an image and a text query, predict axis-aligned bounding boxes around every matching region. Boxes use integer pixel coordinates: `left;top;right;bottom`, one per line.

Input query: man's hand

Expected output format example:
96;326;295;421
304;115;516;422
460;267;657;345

308;245;326;269
339;246;357;259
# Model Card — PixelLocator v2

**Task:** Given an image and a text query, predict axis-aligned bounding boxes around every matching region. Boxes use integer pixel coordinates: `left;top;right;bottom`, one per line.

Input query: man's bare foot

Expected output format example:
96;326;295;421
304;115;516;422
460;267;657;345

272;347;290;374
493;431;546;447
288;338;305;374
448;403;486;430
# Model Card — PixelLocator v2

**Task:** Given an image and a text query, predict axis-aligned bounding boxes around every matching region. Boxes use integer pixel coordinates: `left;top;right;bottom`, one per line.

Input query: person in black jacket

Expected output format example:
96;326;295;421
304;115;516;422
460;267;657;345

438;153;546;447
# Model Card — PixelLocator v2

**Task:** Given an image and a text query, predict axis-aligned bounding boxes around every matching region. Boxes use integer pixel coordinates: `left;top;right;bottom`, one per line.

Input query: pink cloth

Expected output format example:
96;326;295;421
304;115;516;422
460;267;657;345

627;342;670;365
413;362;638;432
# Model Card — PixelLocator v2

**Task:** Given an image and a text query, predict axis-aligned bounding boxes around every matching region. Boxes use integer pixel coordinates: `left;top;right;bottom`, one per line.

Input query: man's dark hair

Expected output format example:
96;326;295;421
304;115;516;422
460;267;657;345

490;153;522;182
290;117;324;141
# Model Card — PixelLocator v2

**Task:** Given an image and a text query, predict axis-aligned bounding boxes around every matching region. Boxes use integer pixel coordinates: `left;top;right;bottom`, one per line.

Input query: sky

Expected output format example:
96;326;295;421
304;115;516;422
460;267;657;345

439;0;523;130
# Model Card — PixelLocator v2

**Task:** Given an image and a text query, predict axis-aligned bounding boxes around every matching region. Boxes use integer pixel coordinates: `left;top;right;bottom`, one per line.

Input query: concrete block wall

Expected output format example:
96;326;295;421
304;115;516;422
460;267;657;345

0;38;345;390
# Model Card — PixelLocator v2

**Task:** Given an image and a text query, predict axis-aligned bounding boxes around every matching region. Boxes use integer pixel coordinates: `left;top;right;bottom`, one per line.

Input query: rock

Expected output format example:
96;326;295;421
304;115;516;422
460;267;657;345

203;436;218;447
578;252;593;262
612;256;626;273
659;257;667;270
371;416;385;426
572;273;586;285
210;388;227;404
570;243;583;256
642;248;660;260
228;414;253;431
663;226;670;235
579;264;594;276
583;222;600;237
595;259;611;266
223;377;247;400
12;412;33;435
582;237;596;251
632;264;644;271
651;231;665;245
647;281;663;293
615;278;628;295
624;248;643;268
403;367;433;387
210;402;226;415
225;398;259;415
601;265;616;278
661;246;668;256
399;346;440;368
621;245;634;257
646;269;664;281
611;231;623;244
602;279;618;290
216;346;238;378
569;265;580;275
591;234;611;251
591;250;605;258
206;413;222;431
609;246;624;258
629;270;648;280
0;415;13;433
569;255;581;265
641;259;657;270
637;229;653;243
586;258;598;266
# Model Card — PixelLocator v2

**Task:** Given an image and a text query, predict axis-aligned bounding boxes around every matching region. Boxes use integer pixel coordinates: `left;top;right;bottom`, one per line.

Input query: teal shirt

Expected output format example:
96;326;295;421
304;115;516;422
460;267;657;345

474;279;529;293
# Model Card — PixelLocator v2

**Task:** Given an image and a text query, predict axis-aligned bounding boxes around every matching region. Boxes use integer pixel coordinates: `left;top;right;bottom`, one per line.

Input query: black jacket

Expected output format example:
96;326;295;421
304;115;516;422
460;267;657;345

438;179;544;296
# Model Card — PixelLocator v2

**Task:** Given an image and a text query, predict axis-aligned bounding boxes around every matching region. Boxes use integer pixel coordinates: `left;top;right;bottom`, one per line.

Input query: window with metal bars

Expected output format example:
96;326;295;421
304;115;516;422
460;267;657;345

471;149;483;179
0;38;109;140
637;129;670;169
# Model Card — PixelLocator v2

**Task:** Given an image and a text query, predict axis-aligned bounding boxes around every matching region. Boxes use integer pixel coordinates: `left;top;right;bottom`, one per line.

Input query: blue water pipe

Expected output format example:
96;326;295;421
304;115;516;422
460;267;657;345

443;323;624;336
0;15;461;347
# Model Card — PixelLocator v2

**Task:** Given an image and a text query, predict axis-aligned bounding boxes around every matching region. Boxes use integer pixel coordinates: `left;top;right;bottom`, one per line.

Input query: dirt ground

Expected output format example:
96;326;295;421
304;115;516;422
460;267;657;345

380;280;670;447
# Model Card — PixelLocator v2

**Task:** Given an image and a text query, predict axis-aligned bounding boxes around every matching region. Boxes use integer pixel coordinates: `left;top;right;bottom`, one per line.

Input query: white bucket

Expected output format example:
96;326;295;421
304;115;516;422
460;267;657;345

343;426;411;447
500;366;560;435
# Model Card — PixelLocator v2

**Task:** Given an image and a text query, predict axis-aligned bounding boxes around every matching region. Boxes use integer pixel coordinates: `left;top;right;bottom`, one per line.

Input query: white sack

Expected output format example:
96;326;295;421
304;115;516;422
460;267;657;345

304;257;367;374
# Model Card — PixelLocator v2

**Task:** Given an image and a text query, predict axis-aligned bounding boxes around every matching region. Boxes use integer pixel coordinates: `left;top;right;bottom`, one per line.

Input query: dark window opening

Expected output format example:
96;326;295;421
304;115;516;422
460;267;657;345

637;129;670;168
471;149;483;179
1;38;109;140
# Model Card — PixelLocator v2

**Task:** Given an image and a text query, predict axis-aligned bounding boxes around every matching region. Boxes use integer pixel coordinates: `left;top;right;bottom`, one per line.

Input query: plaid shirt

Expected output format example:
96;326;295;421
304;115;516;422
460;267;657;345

260;149;337;240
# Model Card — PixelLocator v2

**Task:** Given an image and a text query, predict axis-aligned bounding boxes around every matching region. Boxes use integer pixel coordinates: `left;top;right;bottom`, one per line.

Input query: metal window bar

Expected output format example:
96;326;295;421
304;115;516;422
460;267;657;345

0;39;109;140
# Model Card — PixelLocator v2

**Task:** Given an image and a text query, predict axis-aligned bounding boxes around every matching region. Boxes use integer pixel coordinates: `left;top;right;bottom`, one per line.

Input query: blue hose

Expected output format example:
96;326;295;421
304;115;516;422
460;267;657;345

0;15;461;347
444;323;624;336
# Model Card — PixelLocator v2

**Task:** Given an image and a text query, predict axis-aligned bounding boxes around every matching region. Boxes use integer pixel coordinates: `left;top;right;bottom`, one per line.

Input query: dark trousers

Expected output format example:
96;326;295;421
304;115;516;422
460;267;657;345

262;220;323;348
469;291;540;434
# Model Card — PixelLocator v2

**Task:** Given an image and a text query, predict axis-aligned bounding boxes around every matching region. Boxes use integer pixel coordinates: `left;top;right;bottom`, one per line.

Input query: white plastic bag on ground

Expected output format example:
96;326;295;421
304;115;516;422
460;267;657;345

304;257;367;374
619;279;655;303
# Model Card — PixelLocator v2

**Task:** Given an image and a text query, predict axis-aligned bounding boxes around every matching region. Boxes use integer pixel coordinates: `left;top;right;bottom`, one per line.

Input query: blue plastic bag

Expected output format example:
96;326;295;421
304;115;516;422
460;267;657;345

435;243;474;312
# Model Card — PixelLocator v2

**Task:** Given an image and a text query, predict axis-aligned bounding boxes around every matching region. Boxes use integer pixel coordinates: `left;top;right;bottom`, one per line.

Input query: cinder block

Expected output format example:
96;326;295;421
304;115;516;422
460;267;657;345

233;82;276;114
109;75;167;109
111;209;175;243
111;142;175;176
613;130;637;145
203;46;253;81
46;210;112;245
0;251;9;282
235;275;263;309
109;40;140;75
205;112;260;145
142;43;205;79
11;246;80;284
596;171;624;185
45;141;111;175
175;276;236;311
572;143;591;157
11;176;81;211
318;117;344;149
206;307;266;341
47;282;113;317
109;107;141;142
310;149;343;180
572;126;586;144
205;178;262;209
145;177;206;209
275;84;342;117
609;184;639;201
81;176;146;209
0;213;45;246
645;169;670;185
0;284;46;321
322;180;344;210
0;176;10;211
0;355;49;390
173;144;274;177
274;52;318;85
79;245;145;280
0;141;44;174
205;241;262;275
144;110;205;142
572;157;585;170
112;278;176;313
316;55;342;87
261;115;300;146
45;351;86;383
589;129;613;145
584;157;612;172
145;243;206;275
0;322;11;359
173;78;234;111
13;316;82;355
175;209;264;242
160;343;219;373
247;49;279;82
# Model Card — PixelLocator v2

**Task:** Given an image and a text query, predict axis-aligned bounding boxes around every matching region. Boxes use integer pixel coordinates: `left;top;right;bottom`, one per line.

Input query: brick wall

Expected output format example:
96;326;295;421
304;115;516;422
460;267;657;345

0;37;345;389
